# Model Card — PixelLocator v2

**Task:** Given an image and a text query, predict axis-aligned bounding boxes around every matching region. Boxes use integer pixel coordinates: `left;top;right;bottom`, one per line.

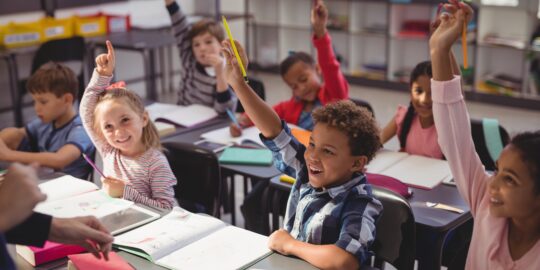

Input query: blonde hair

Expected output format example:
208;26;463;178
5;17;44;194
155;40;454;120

93;88;162;152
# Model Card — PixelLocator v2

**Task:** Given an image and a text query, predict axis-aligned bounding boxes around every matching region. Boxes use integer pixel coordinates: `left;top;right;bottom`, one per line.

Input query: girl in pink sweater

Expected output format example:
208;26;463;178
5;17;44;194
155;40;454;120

430;2;540;269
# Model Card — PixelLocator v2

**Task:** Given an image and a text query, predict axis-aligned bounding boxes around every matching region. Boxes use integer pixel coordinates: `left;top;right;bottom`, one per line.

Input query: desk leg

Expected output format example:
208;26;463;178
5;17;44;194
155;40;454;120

143;49;158;101
416;226;448;270
229;174;236;226
7;55;23;127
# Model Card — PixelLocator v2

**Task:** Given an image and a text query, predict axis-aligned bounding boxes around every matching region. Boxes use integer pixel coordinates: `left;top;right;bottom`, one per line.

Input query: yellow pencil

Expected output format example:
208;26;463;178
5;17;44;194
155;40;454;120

279;174;296;185
462;19;468;69
222;16;248;82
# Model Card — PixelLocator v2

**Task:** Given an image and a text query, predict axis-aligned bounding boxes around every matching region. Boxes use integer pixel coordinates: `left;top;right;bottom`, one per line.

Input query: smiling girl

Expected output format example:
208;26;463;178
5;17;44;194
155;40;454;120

80;41;176;210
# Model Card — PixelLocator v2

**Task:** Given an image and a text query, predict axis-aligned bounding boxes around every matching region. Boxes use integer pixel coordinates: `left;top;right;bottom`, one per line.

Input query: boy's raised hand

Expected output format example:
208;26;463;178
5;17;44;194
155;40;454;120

429;0;473;52
95;40;116;77
311;0;328;38
221;39;249;88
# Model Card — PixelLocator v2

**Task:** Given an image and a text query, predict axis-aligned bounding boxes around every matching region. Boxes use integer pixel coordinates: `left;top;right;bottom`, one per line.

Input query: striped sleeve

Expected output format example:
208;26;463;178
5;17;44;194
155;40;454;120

260;121;305;178
167;1;194;71
79;70;114;155
123;153;177;209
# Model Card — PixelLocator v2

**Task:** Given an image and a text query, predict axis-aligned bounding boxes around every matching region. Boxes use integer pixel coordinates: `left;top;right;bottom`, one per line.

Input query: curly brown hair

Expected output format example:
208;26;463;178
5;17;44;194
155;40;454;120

312;100;380;161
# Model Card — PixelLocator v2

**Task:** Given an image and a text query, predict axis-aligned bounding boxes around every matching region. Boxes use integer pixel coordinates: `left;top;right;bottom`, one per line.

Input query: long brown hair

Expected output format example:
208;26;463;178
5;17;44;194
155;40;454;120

93;88;162;151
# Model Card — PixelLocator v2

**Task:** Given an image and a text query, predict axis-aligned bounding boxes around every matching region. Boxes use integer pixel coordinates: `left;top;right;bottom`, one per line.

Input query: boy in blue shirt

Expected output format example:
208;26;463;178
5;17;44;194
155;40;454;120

221;40;383;269
0;62;95;179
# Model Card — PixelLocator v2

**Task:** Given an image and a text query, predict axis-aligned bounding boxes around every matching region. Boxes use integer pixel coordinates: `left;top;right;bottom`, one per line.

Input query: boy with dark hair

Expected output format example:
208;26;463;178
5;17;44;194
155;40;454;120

0;62;95;179
164;0;236;113
221;38;382;269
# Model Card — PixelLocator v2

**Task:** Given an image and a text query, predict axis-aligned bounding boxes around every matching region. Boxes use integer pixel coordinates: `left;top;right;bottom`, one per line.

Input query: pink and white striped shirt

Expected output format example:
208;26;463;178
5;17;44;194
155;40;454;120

433;76;540;269
80;70;177;209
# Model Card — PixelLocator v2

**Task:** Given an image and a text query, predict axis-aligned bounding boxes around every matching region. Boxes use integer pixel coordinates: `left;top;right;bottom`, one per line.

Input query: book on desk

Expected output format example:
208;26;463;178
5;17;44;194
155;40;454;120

146;102;218;128
113;207;271;270
365;150;453;190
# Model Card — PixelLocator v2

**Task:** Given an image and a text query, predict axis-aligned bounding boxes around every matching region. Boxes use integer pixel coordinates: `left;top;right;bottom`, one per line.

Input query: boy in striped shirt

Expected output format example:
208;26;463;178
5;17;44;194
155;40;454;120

165;0;237;113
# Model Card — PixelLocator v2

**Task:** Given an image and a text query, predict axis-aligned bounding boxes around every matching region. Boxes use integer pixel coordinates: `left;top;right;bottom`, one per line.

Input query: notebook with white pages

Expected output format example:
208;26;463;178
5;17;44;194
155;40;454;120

146;103;218;127
200;126;266;148
366;150;453;189
35;175;159;235
114;207;271;270
200;123;304;149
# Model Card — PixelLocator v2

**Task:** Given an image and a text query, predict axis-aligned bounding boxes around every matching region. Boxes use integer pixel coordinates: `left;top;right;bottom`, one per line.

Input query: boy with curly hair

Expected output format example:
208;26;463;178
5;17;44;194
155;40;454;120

221;39;382;270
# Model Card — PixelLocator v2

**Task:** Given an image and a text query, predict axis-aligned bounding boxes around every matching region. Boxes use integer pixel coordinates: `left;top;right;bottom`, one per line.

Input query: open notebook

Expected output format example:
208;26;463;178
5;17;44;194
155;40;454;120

365;150;453;189
146;103;218;127
200;124;307;148
35;175;159;235
114;207;271;270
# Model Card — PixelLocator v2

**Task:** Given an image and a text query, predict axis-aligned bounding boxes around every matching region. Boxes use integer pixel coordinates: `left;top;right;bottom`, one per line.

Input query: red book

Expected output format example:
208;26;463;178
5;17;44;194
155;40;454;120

67;251;134;270
16;241;86;266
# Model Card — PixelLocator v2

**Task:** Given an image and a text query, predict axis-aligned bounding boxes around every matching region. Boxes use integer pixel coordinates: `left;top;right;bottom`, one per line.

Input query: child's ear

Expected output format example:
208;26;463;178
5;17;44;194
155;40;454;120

352;156;368;173
142;111;150;127
63;93;74;104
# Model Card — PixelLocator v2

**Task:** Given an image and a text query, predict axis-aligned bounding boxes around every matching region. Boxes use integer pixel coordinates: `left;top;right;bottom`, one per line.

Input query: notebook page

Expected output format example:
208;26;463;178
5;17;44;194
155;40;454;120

38;175;98;202
114;207;226;261
200;126;265;147
157;226;270;270
380;155;452;189
365;150;409;174
34;190;133;218
162;104;218;127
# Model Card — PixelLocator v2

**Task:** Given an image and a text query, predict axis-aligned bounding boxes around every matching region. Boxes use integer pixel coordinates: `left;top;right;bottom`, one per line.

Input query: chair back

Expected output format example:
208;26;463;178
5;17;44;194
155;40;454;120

370;186;415;270
162;141;222;217
470;118;509;171
237;76;266;113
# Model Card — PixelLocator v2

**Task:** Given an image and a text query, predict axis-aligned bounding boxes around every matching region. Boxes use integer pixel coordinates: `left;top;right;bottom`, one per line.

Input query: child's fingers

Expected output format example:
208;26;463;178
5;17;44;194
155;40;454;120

106;40;115;61
233;40;248;68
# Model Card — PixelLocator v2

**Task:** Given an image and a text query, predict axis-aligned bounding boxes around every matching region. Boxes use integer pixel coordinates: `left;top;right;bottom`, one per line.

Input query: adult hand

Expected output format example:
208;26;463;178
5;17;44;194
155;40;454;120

0;163;46;232
49;216;113;260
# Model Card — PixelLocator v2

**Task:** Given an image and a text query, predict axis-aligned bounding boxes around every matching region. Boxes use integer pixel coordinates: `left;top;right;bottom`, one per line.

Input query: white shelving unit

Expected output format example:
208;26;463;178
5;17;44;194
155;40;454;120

246;0;540;110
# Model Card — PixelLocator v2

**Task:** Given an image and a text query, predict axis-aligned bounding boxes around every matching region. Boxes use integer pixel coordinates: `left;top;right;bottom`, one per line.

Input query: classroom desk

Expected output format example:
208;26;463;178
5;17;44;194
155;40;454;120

86;30;176;101
265;176;472;270
162;118;281;226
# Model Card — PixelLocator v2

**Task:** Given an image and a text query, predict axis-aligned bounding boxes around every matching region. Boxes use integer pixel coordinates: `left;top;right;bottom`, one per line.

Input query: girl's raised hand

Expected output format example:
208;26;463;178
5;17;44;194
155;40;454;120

429;1;473;53
221;39;249;89
95;40;116;77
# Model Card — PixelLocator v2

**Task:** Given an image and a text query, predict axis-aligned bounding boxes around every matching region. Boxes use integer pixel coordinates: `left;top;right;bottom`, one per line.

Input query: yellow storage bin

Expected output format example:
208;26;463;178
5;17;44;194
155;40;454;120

41;17;74;42
74;14;106;37
2;21;42;48
0;24;6;47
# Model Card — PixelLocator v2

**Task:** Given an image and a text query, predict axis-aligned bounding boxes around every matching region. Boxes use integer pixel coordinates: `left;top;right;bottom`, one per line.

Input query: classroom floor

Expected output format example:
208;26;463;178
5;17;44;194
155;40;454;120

2;71;539;270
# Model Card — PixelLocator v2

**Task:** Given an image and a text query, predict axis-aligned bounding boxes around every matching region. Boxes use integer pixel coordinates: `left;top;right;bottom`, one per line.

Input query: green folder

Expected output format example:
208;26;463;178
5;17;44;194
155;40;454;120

219;147;273;166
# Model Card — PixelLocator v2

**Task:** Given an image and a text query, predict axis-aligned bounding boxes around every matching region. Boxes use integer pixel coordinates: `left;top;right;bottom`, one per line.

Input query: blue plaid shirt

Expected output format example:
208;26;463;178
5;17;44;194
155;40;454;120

261;122;383;264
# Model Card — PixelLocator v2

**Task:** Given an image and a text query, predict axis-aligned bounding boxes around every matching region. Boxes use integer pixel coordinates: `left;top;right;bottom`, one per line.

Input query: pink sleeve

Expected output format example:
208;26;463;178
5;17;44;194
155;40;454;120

123;154;177;209
312;32;348;101
432;76;491;217
79;70;114;155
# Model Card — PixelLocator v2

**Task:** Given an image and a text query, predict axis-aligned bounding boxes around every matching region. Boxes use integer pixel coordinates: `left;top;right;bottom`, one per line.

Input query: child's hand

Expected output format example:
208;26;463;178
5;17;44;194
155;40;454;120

268;229;295;255
229;114;250;137
221;39;249;88
0;139;12;160
429;1;473;53
206;53;225;69
311;0;328;38
95;40;116;77
229;123;242;137
101;177;127;198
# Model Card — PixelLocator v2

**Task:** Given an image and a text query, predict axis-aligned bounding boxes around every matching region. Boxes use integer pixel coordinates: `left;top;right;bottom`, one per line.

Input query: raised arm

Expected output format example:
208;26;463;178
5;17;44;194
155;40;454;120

80;41;116;154
221;40;282;139
312;0;348;101
430;1;489;214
